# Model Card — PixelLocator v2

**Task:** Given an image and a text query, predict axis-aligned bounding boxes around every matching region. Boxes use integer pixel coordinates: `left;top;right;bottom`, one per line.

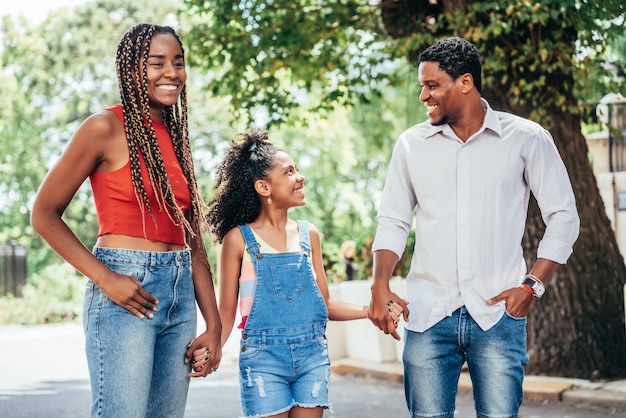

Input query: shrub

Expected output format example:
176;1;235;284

0;263;84;325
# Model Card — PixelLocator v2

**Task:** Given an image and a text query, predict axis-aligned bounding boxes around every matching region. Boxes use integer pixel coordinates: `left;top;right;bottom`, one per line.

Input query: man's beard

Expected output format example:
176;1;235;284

431;115;449;126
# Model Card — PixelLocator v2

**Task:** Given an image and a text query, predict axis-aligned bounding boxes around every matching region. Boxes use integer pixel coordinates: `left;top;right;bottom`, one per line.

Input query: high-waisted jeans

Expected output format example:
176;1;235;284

83;247;196;418
403;306;529;418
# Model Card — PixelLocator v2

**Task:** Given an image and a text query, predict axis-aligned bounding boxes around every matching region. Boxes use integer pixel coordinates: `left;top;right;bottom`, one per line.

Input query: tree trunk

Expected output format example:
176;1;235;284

484;86;626;379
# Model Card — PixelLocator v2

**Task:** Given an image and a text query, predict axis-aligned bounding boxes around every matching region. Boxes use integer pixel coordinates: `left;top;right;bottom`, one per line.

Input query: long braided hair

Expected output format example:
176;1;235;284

207;129;279;243
115;23;210;265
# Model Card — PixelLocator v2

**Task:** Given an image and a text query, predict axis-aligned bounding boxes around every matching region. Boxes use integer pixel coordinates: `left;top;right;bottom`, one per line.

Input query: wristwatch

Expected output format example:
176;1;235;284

522;275;545;299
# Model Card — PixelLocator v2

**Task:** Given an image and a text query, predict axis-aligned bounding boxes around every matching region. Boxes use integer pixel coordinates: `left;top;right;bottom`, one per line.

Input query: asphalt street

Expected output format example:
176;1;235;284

0;323;623;417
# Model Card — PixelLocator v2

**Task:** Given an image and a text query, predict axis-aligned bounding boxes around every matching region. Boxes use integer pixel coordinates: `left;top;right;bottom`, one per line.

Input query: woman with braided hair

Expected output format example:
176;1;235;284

31;23;221;417
200;129;386;418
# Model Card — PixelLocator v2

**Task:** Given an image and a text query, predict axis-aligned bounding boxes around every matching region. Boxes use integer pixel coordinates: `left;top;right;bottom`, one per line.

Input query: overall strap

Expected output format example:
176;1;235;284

297;220;311;257
238;224;261;257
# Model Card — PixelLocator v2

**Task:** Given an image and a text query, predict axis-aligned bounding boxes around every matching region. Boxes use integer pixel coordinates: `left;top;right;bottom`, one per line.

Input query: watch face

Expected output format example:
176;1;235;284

534;284;545;297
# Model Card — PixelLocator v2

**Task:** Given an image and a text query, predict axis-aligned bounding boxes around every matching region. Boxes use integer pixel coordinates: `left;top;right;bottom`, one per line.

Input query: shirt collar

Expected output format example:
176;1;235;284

424;98;503;140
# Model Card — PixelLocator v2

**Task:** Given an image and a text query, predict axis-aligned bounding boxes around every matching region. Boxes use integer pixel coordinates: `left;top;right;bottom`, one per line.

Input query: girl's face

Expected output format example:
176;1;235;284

143;33;186;120
266;151;306;208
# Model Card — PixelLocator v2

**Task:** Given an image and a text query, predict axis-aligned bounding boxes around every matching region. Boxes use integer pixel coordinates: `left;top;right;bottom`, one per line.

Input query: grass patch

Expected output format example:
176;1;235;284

0;263;84;325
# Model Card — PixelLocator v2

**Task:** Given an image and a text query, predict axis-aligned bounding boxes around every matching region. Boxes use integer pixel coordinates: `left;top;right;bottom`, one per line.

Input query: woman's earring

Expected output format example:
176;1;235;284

268;195;272;205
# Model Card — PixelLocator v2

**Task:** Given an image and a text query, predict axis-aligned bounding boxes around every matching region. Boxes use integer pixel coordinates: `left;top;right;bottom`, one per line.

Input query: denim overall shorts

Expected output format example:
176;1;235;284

238;221;331;418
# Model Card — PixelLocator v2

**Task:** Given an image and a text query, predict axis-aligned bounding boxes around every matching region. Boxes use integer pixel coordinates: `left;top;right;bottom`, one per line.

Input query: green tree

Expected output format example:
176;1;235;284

612;34;626;78
182;0;626;378
0;0;238;277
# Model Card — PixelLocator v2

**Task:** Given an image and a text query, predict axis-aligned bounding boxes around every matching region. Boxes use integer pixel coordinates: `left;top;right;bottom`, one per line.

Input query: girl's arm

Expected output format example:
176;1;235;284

217;228;245;346
309;223;368;321
185;232;222;378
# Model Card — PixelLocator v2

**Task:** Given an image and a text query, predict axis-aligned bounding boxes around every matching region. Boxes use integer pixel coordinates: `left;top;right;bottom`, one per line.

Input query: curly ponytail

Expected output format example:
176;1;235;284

207;129;279;243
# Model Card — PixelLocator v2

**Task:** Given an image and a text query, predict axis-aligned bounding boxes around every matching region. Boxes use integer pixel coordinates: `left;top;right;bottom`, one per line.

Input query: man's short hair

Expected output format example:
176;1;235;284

418;37;482;93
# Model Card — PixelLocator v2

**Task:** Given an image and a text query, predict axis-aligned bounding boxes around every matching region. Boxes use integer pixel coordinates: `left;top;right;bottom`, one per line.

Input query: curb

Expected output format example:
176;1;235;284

330;358;626;413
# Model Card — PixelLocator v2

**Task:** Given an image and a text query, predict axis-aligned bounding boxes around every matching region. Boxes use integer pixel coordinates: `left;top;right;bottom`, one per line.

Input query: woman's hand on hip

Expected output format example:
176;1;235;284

99;273;159;319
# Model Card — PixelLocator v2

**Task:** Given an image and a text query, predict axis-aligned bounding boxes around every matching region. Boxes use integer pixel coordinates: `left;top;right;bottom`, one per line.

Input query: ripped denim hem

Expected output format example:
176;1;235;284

240;402;332;418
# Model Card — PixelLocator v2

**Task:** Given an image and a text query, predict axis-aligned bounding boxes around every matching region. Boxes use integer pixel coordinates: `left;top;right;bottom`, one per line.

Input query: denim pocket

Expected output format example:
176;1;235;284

82;280;95;333
504;310;527;320
107;263;147;284
239;341;265;361
316;334;328;350
270;262;303;301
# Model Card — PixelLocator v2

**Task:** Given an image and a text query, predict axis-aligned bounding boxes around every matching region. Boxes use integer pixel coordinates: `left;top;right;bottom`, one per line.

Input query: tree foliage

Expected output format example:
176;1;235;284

182;0;396;125
0;0;237;274
182;0;624;125
2;0;394;289
182;0;626;378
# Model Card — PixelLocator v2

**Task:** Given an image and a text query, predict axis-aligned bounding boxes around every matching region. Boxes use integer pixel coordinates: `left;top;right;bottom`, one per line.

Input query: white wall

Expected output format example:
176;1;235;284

327;279;406;363
585;130;626;260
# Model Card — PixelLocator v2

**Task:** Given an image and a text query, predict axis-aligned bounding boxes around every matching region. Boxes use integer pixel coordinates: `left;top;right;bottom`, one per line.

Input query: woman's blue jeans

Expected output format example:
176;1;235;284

83;247;196;418
403;306;529;418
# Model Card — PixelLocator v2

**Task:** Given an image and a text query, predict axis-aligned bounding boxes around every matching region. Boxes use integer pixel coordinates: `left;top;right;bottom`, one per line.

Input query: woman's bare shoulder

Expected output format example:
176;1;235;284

69;109;127;170
76;109;124;141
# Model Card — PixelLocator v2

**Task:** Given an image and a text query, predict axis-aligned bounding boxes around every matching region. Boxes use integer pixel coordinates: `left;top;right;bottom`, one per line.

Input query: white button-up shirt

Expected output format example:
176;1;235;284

372;99;580;332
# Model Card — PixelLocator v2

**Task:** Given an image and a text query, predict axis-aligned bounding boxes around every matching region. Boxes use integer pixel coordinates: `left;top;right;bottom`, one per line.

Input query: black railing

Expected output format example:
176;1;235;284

0;241;27;297
608;101;626;173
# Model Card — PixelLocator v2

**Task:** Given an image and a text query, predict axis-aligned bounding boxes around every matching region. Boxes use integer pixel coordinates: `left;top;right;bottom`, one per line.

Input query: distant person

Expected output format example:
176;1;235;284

31;23;221;417
368;37;579;417
202;129;382;418
340;240;358;281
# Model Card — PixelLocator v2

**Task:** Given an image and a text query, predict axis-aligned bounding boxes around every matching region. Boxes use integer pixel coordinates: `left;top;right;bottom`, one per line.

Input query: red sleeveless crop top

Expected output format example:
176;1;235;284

89;104;191;244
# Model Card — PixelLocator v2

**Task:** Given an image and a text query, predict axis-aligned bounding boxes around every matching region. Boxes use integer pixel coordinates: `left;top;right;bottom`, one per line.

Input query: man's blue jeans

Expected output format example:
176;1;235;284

403;306;529;418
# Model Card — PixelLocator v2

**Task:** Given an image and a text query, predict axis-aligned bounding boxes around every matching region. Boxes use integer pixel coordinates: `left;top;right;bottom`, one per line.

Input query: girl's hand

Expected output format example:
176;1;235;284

368;288;409;341
185;331;222;378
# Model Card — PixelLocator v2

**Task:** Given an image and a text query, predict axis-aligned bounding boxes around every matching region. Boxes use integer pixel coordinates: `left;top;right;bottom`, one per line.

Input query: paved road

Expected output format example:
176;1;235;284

0;323;624;417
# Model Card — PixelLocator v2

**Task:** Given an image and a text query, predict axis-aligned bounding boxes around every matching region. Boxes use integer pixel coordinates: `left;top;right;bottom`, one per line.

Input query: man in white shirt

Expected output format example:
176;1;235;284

368;37;579;417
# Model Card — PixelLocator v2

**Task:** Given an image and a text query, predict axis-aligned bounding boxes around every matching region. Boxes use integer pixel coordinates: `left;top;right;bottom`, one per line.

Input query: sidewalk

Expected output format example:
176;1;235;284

1;322;625;417
330;357;626;413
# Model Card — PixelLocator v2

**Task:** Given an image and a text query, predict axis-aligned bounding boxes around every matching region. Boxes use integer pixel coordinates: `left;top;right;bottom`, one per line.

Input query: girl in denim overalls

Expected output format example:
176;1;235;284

203;129;370;418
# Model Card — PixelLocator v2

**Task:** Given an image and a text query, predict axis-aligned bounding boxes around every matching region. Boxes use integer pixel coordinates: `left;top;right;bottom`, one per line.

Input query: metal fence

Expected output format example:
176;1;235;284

605;98;626;173
0;242;27;297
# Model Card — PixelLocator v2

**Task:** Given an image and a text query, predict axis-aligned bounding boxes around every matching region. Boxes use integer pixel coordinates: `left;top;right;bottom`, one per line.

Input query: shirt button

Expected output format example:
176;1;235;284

241;347;247;352
242;334;248;339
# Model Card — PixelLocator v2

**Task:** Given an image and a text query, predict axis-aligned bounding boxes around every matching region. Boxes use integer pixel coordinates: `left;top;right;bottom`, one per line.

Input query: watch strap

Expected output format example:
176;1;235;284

523;274;545;298
520;283;534;296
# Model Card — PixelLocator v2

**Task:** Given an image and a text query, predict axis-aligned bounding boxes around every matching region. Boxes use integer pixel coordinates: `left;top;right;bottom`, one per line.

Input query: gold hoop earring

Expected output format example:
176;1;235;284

268;195;272;204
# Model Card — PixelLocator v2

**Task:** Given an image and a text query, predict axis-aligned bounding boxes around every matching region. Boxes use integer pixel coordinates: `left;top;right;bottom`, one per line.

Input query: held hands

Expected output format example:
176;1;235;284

487;286;534;318
100;272;158;319
368;289;409;341
185;331;222;378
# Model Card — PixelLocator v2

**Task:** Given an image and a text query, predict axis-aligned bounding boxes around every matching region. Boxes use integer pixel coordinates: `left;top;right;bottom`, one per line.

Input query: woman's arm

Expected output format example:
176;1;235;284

31;111;158;318
309;223;368;321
